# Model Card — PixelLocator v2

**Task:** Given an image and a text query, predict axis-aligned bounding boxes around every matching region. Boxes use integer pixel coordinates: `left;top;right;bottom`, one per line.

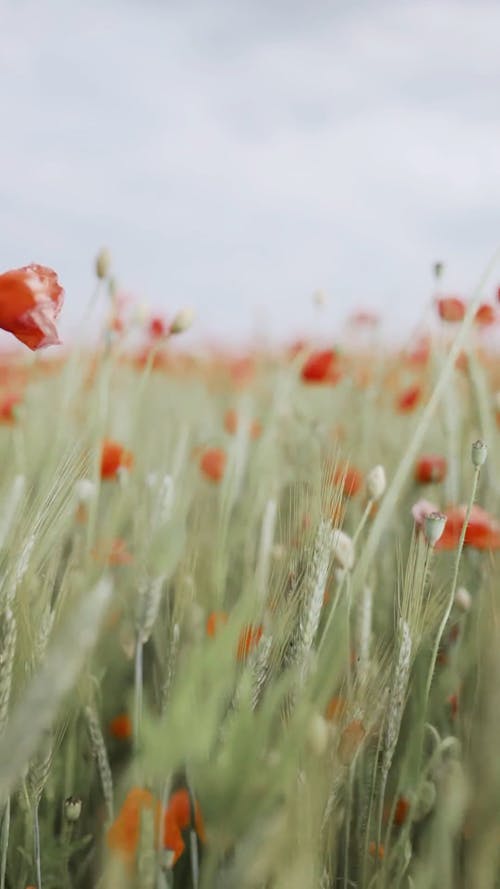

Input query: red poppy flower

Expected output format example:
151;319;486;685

435;504;500;551
100;439;134;480
236;624;263;661
394;796;410;826
0;392;23;424
0;264;64;350
396;384;422;413
415;455;447;484
167;789;206;844
436;296;466;323
301;349;342;384
474;303;496;326
107;788;161;867
206;610;228;638
109;713;133;740
199;447;227;482
149;315;168;339
107;786;206;870
332;465;363;498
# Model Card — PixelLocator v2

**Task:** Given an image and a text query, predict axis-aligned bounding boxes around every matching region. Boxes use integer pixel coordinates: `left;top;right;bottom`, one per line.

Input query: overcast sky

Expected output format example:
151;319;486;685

1;0;500;344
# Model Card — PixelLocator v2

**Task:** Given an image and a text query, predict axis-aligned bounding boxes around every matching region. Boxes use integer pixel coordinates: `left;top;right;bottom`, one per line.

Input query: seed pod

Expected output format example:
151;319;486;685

471;439;487;468
424;511;447;546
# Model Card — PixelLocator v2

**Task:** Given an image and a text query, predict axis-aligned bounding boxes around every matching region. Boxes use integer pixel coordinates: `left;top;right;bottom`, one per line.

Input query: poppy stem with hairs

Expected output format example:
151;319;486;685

424;458;483;709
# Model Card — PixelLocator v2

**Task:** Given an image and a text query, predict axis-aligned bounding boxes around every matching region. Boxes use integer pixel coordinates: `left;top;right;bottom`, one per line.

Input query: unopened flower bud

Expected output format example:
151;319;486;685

64;796;82;822
471;439;487;468
95;248;111;280
454;586;471;613
433;261;444;280
366;465;386;501
424;511;447;546
331;530;355;571
170;308;195;335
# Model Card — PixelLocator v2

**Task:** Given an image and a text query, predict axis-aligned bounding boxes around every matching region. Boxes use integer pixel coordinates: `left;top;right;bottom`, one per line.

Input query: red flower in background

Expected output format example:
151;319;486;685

0;392;23;424
149;315;168;339
332;465;363;498
107;786;206;870
396;384;422;413
100;439;134;480
199;447;227;482
301;349;342;384
474;303;496;326
109;713;133;740
436;297;466;323
0;264;64;350
436;504;500;551
415;455;447;484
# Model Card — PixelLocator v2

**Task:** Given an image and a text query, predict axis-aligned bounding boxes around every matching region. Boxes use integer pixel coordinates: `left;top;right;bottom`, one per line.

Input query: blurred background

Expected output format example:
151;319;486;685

1;0;499;344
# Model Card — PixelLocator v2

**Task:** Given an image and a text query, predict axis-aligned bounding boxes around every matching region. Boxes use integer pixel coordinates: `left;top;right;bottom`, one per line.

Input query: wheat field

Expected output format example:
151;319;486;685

0;256;499;889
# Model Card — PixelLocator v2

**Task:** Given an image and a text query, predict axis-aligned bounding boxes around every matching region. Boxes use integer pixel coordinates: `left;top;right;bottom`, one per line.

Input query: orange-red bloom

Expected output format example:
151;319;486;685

435;504;500;551
107;786;206;870
0;264;64;350
107;787;161;867
100;439;134;480
396;384;422;413
474;303;496;326
415;455;447;484
149;314;168;339
301;349;342;384
0;392;23;424
332;465;363;498
199;447;227;482
109;713;133;740
436;296;466;322
236;624;263;661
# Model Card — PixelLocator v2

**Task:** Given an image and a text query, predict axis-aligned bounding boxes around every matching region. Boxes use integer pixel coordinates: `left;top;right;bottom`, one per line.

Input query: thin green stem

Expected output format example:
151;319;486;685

424;466;481;707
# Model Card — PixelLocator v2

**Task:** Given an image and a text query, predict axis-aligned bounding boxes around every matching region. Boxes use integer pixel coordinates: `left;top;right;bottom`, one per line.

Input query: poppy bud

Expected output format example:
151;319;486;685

424;511;447;547
433;261;444;280
471;439;487;468
366;464;386;501
64;796;82;822
170;308;195;334
95;248;111;280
